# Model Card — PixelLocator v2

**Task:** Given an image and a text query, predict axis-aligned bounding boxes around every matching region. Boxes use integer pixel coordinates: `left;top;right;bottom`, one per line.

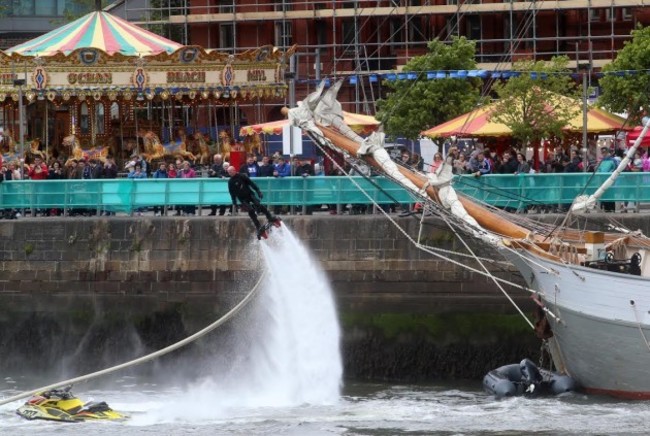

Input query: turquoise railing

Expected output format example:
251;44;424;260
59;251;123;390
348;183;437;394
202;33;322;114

452;172;650;208
0;173;648;213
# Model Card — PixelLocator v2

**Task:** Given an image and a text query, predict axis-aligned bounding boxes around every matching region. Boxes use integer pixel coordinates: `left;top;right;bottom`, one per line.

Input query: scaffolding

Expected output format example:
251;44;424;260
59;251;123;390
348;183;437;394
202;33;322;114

126;0;646;122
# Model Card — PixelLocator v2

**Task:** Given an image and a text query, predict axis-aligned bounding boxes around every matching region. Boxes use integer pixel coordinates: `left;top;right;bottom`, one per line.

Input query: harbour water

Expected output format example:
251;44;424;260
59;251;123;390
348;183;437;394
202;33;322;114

3;379;650;435
1;225;649;434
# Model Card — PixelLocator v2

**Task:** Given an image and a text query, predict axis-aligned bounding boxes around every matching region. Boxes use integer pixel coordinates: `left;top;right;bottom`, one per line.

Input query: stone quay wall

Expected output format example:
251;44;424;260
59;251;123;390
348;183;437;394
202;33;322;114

1;214;646;381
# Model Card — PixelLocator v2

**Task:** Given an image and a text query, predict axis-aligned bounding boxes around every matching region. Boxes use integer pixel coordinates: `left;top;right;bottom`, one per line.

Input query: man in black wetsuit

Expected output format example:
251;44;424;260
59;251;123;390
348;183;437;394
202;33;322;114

227;165;279;235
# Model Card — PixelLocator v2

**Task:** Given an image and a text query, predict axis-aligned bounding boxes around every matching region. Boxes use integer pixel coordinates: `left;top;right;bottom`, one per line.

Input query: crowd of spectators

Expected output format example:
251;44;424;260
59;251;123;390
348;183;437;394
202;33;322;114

445;143;650;178
1;143;648;217
0;152;324;217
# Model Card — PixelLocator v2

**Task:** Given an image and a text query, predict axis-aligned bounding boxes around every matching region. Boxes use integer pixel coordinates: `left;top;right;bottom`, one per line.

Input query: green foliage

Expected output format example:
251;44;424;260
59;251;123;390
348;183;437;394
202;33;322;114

599;26;650;123
0;1;10;17
375;37;481;140
490;57;581;145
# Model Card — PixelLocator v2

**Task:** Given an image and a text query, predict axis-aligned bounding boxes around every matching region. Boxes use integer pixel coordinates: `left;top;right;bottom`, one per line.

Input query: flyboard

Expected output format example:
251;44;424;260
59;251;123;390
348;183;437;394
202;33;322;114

257;217;282;240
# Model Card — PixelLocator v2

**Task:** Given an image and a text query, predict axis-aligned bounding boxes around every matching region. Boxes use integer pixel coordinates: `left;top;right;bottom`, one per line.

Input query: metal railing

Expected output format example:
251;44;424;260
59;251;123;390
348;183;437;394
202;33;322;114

0;173;647;215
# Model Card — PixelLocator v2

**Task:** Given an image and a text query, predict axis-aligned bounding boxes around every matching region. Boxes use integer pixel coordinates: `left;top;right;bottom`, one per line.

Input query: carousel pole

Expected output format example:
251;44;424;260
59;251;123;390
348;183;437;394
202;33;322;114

168;98;173;142
208;99;213;143
43;100;48;160
119;101;124;162
91;100;96;147
214;101;221;155
134;105;139;155
14;78;25;177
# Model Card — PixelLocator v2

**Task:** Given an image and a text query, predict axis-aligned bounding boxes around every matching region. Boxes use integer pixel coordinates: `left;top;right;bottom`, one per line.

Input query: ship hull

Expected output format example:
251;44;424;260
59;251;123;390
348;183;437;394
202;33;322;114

503;248;650;399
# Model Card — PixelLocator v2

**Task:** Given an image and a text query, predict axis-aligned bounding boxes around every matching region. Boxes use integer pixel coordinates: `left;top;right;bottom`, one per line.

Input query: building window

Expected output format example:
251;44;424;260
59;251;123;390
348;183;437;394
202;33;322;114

589;9;601;22
11;0;34;15
389;18;404;53
110;102;120;122
447;0;458;5
622;7;632;21
80;102;89;134
315;20;327;46
11;0;75;17
446;15;458;39
274;0;293;12
409;16;425;42
217;0;234;14
466;15;481;41
275;22;293;48
95;103;105;135
342;19;355;45
219;23;234;49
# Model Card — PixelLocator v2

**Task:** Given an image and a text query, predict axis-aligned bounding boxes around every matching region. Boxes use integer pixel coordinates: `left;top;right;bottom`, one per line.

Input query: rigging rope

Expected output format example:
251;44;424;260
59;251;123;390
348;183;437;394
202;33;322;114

0;270;267;407
440;213;535;329
311;136;538;296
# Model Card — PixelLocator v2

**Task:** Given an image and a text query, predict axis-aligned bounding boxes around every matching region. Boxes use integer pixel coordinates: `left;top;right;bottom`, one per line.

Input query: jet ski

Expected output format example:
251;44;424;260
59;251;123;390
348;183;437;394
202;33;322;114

16;386;127;422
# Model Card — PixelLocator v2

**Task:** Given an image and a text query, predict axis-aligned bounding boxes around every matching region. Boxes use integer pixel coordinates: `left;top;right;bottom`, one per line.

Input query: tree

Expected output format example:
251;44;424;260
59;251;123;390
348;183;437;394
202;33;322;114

490;57;581;146
599;26;650;123
375;37;481;140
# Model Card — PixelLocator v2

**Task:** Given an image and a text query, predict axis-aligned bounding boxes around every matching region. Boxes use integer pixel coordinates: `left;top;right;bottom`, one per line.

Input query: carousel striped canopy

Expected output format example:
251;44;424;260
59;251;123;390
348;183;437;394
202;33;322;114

5;11;183;57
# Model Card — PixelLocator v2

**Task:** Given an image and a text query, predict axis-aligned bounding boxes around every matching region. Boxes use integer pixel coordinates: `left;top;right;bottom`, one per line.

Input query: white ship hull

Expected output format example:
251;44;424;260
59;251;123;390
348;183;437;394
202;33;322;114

504;248;650;399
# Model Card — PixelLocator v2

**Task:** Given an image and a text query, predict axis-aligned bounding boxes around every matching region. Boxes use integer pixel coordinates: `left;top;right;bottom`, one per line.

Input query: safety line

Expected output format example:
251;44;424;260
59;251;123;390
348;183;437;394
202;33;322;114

0;270;267;407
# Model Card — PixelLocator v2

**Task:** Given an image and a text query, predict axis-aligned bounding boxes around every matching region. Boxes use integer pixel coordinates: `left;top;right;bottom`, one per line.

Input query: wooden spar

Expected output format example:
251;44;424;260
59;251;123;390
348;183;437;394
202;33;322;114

316;124;532;240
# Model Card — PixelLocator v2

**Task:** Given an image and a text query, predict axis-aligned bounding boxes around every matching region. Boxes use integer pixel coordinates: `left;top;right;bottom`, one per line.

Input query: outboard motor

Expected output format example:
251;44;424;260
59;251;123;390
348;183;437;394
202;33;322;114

519;358;543;395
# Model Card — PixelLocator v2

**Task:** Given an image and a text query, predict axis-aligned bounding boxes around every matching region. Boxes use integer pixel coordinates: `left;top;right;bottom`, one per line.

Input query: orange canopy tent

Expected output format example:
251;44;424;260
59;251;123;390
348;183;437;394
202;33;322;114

420;104;511;138
564;106;630;134
421;101;629;139
240;111;381;137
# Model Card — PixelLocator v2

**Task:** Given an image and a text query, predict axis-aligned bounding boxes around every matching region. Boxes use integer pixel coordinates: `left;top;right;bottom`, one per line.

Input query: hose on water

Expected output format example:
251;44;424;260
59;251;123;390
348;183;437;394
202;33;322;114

0;269;267;407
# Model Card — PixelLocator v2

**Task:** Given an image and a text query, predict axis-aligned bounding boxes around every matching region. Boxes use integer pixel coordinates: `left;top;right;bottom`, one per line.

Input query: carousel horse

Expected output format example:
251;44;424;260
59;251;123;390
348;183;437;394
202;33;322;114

137;129;196;162
1;152;16;166
192;131;212;165
63;134;83;166
26;138;47;162
243;134;263;156
137;130;166;162
85;145;110;163
1;128;16;154
218;130;233;162
173;129;197;161
63;134;109;166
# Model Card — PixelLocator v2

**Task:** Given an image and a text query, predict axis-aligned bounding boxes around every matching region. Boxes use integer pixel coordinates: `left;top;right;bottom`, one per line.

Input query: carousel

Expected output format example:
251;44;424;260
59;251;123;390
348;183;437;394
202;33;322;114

0;10;290;167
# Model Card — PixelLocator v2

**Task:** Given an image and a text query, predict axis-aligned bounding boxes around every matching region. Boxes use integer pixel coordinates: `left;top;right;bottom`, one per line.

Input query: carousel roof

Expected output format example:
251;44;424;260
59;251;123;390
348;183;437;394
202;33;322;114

5;11;183;57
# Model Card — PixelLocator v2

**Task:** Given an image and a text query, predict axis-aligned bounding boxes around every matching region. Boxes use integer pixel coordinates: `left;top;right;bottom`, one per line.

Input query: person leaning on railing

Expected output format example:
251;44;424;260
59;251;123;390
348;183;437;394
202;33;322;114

45;160;65;217
128;163;148;216
178;160;196;216
152;161;168;216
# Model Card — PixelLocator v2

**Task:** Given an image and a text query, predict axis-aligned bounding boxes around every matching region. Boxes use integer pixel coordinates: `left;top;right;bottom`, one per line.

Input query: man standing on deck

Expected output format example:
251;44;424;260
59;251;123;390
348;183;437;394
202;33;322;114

227;165;279;235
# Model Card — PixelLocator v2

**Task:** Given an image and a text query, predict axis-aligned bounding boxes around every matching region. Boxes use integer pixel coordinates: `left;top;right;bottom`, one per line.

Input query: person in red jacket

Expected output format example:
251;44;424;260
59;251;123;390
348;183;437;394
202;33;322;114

27;157;49;180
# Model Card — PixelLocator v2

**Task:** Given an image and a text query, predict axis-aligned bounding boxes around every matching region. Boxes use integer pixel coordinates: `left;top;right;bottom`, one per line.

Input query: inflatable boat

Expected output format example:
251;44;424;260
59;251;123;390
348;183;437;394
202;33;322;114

483;358;576;398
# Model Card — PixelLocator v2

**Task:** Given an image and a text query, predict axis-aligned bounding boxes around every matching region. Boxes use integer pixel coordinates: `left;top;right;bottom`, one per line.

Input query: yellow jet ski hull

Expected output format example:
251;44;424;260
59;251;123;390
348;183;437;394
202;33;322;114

16;388;127;422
